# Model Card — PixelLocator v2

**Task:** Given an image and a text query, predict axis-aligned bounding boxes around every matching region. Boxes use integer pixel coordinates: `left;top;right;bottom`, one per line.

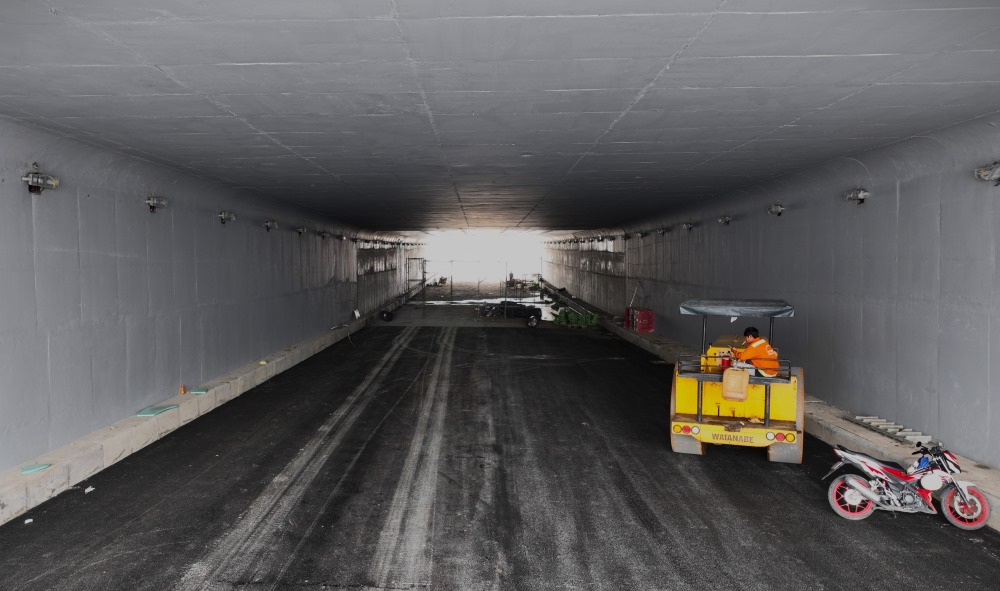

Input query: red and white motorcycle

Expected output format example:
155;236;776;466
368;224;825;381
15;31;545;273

824;442;992;530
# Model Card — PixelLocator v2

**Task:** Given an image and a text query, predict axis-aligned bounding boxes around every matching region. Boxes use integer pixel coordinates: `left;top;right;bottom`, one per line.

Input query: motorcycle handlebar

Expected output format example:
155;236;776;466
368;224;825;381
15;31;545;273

912;441;943;456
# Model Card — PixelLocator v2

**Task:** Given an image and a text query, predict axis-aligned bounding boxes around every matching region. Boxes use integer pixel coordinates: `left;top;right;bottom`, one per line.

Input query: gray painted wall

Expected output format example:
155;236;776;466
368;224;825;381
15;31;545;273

545;114;1000;467
357;244;411;315
0;119;411;472
546;244;626;316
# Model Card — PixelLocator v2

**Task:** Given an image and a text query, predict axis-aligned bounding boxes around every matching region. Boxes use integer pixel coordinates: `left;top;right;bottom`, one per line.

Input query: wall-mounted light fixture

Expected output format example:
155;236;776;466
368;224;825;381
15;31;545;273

20;163;59;195
336;234;346;241
295;226;307;235
656;227;668;235
263;220;278;232
844;188;869;204
145;197;167;213
975;160;1000;186
682;222;695;231
319;231;331;240
768;203;785;216
218;211;236;224
718;215;731;225
634;231;647;238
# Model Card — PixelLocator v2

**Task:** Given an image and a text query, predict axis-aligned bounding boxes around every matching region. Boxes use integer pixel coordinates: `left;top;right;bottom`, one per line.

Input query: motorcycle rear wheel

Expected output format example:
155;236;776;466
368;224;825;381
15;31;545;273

941;485;991;530
828;475;875;520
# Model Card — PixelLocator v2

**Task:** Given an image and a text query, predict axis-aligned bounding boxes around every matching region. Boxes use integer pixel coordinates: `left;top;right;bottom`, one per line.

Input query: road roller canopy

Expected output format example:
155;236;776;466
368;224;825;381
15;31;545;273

679;299;795;318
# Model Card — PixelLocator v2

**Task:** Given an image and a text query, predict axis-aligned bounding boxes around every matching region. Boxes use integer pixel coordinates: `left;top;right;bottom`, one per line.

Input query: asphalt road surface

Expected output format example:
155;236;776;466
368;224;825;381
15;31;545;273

1;326;998;590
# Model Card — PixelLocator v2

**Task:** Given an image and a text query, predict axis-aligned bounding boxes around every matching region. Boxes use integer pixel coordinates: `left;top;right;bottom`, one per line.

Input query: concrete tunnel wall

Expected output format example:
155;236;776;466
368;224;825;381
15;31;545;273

544;114;1000;468
0;118;415;473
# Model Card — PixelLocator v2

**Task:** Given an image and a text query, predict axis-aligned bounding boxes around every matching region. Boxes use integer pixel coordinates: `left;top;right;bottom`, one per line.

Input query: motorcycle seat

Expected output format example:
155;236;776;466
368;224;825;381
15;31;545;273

859;453;905;471
836;446;905;471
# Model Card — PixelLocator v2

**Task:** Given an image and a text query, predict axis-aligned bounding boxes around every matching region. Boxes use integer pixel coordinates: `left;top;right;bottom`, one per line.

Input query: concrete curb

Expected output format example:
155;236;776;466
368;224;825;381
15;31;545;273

541;280;1000;532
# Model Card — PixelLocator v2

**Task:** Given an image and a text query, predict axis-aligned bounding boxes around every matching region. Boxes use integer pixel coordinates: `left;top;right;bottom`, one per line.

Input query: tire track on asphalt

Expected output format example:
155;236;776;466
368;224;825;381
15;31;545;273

173;327;420;591
369;326;456;589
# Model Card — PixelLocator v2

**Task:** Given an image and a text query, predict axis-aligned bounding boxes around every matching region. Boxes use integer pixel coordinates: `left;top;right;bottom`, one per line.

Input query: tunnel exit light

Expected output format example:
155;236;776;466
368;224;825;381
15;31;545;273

422;229;543;282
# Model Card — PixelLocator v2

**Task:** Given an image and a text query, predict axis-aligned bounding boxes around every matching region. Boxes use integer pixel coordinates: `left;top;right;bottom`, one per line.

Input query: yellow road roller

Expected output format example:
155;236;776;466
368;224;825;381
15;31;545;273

669;299;804;464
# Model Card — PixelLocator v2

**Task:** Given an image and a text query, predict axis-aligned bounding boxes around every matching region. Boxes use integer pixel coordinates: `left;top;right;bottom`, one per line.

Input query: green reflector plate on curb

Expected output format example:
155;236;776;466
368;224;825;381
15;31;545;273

190;388;208;395
20;464;51;475
137;404;178;417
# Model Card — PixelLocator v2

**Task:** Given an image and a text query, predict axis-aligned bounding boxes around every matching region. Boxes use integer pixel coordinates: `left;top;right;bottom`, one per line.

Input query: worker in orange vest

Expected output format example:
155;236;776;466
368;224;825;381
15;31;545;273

734;326;779;377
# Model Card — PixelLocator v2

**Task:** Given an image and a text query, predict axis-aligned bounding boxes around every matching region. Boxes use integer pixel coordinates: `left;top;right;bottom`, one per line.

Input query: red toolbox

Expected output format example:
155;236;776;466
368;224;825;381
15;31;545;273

628;307;655;333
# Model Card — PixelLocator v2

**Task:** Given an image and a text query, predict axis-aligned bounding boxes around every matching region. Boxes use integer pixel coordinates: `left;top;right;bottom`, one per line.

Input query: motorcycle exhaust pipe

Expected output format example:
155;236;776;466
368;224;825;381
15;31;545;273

845;477;883;504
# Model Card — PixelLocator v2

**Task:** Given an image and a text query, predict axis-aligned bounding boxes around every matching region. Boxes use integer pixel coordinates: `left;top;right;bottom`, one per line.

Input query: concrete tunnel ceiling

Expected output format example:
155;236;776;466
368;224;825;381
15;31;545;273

2;1;1000;233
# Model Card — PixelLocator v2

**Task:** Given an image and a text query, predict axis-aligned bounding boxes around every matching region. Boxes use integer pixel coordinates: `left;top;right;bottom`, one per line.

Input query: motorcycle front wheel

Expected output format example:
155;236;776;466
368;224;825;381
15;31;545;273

941;485;991;530
828;475;876;520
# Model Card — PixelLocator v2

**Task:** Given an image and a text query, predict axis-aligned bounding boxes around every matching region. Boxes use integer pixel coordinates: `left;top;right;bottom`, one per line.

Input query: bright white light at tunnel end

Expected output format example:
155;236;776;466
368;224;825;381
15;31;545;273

419;229;545;282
